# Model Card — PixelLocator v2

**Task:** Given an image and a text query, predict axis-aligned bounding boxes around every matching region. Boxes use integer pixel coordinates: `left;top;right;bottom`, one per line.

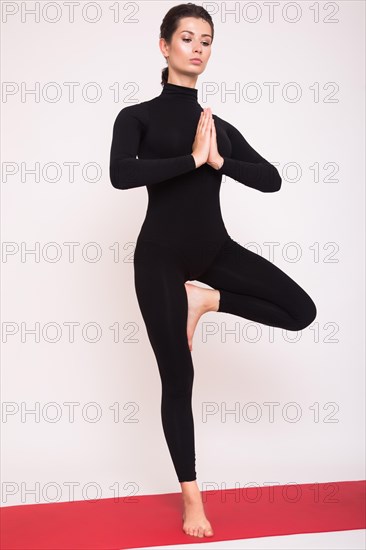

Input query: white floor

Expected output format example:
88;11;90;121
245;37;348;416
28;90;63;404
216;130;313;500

135;529;366;550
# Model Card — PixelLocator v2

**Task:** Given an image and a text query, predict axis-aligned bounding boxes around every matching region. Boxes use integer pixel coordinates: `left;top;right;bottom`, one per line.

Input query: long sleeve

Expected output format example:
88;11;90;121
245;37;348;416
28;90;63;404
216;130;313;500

109;105;196;190
215;115;282;193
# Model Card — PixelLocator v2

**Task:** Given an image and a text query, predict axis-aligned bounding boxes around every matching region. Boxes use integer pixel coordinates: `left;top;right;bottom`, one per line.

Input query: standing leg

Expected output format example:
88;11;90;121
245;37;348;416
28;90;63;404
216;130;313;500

198;238;317;330
134;238;196;482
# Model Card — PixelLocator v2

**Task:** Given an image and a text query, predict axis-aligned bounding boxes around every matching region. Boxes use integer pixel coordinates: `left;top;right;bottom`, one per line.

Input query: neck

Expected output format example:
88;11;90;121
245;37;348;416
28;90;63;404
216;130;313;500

160;82;198;103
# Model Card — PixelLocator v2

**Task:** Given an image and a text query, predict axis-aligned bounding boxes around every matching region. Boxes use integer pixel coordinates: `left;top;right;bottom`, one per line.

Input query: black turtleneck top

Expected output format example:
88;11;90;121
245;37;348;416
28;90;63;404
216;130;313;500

109;82;281;245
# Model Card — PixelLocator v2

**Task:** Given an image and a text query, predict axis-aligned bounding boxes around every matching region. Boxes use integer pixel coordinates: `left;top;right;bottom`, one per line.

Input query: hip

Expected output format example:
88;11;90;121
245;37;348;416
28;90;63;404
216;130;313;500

134;233;232;281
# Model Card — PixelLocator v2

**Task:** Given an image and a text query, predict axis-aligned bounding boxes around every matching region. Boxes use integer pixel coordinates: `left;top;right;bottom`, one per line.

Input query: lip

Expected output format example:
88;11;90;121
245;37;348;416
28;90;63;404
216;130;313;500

190;59;202;64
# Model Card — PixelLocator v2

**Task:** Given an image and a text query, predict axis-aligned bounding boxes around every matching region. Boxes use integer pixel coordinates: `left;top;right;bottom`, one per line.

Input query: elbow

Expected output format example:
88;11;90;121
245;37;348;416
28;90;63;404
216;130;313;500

272;169;282;192
263;166;282;193
109;161;129;190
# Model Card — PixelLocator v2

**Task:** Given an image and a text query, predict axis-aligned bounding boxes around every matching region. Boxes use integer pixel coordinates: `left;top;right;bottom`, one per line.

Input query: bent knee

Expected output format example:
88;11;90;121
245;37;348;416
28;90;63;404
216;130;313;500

292;298;317;331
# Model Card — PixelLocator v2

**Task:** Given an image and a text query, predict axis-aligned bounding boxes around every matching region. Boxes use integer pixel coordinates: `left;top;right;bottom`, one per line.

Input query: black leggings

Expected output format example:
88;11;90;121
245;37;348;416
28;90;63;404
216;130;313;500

133;235;317;482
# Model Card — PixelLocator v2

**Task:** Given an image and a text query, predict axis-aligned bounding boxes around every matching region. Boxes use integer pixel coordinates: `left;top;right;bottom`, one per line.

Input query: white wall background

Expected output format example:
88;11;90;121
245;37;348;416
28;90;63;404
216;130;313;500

1;0;365;506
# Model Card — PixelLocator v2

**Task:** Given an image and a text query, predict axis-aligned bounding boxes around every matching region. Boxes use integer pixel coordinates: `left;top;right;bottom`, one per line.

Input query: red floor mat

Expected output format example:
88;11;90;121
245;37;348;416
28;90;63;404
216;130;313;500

1;480;365;549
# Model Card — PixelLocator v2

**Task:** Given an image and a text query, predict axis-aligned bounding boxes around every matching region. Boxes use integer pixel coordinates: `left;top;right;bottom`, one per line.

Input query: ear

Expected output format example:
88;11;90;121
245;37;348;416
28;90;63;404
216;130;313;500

159;37;169;58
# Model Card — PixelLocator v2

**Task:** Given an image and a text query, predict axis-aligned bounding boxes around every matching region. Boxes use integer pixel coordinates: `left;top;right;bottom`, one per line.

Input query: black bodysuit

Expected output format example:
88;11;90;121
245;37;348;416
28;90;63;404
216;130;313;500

110;82;317;483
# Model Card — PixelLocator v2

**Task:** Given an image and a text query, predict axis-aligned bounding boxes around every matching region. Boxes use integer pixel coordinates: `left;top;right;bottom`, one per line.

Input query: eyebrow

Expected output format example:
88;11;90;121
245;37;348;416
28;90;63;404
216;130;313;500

180;30;212;39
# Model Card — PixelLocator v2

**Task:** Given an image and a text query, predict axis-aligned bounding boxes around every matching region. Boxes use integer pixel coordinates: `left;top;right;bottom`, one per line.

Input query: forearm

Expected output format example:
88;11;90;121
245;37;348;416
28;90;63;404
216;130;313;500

217;156;281;192
207;155;224;171
210;115;282;193
110;154;196;190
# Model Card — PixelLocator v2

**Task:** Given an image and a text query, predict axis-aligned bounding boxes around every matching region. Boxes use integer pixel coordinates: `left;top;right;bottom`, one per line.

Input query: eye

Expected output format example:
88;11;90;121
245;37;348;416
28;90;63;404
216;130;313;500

182;38;211;47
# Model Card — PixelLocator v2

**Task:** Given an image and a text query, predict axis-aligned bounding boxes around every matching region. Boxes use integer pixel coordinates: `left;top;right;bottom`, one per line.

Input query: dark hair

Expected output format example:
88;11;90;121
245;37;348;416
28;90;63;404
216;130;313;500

159;3;214;86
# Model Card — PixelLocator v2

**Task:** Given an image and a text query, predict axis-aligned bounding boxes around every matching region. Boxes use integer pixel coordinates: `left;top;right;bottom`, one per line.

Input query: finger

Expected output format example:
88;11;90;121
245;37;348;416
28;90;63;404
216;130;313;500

197;110;204;129
202;116;210;134
202;110;211;132
200;113;207;133
199;109;208;129
207;115;214;133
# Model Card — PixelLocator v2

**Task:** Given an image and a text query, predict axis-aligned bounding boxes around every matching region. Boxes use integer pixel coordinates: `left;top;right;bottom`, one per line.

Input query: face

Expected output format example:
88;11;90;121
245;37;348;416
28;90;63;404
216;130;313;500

160;17;212;78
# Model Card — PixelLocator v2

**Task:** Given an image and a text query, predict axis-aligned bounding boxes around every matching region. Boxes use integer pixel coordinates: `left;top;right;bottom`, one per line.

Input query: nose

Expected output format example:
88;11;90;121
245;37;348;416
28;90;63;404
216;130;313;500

193;43;202;54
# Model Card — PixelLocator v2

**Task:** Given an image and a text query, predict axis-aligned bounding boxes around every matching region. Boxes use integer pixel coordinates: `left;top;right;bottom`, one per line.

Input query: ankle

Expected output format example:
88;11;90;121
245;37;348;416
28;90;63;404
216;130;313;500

205;289;220;313
180;481;201;501
182;491;202;506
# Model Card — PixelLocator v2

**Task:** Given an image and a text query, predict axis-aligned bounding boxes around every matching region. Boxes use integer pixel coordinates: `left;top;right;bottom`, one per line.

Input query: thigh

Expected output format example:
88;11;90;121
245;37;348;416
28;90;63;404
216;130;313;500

198;237;315;320
133;238;192;370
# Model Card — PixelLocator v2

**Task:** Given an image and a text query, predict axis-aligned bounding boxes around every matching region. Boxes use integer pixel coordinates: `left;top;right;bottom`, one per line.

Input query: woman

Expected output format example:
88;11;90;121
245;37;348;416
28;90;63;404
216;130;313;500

109;2;317;539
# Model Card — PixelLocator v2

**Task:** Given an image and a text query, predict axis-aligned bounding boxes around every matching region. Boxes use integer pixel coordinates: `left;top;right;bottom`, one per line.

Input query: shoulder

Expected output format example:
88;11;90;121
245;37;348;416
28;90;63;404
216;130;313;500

113;100;148;125
113;95;163;128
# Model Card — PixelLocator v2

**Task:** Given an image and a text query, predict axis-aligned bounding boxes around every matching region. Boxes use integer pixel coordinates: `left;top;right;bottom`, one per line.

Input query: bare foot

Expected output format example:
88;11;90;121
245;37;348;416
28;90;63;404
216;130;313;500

181;480;214;537
184;282;220;351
